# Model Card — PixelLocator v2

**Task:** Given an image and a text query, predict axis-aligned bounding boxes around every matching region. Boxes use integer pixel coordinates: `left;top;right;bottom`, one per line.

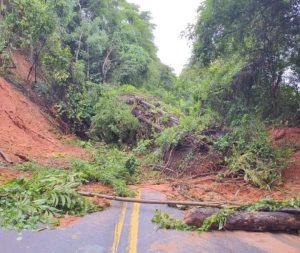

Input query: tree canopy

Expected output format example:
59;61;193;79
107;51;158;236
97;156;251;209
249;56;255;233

182;0;300;122
0;0;176;135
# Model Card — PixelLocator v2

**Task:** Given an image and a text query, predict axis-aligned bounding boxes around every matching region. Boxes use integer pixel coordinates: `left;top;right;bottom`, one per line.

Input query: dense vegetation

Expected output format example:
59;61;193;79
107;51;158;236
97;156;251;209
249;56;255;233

180;0;300;124
0;0;299;230
0;0;175;136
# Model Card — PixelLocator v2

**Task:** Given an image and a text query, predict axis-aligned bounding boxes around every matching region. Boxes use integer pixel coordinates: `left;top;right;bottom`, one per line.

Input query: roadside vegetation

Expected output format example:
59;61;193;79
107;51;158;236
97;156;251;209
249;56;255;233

0;144;138;230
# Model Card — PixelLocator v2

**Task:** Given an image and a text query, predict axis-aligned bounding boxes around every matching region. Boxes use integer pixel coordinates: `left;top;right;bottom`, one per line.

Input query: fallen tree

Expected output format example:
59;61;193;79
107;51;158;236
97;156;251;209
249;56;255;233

120;94;179;137
184;207;300;232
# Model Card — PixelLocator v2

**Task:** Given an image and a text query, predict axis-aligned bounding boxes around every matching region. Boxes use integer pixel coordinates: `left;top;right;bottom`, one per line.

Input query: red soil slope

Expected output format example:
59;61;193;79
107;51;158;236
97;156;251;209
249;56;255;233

0;76;86;165
270;127;300;181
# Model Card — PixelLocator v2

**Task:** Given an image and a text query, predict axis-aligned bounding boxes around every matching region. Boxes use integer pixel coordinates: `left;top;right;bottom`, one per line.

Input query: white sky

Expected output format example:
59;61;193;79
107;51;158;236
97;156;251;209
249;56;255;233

127;0;201;75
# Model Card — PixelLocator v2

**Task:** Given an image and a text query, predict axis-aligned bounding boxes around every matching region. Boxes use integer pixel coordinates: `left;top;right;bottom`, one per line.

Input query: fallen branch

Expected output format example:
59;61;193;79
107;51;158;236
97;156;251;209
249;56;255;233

164;147;175;171
190;171;219;179
15;153;30;162
78;191;240;208
0;149;13;164
132;109;162;132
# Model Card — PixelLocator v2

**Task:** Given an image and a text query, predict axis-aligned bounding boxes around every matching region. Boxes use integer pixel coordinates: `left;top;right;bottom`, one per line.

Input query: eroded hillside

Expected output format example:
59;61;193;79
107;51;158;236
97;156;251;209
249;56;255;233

0;76;86;165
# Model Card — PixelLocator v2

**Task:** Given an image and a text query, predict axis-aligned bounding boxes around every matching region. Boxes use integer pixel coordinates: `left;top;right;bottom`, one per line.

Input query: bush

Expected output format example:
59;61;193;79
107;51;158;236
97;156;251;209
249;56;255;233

90;97;140;144
133;139;153;155
154;113;217;158
56;82;102;137
215;116;292;188
0;168;98;230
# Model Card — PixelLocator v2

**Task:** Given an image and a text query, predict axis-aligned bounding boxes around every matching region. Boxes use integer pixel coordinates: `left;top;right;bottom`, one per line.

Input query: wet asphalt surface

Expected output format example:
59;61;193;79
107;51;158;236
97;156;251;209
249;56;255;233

0;189;299;253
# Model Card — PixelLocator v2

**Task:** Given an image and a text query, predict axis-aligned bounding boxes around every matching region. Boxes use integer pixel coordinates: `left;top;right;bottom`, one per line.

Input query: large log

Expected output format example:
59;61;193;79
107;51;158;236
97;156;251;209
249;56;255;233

184;208;300;232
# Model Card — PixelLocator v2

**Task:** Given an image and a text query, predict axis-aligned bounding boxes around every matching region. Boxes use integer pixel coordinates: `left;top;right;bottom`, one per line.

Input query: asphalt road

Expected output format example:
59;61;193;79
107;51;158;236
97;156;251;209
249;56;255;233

0;189;299;253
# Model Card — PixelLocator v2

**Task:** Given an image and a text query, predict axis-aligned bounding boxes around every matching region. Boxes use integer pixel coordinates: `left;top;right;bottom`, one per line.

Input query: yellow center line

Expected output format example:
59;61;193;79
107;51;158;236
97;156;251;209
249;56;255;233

112;202;127;253
128;190;142;253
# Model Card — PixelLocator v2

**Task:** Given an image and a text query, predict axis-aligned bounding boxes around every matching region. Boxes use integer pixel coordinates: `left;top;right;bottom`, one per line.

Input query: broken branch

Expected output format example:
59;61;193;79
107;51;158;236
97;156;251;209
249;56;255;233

78;191;240;208
0;149;13;164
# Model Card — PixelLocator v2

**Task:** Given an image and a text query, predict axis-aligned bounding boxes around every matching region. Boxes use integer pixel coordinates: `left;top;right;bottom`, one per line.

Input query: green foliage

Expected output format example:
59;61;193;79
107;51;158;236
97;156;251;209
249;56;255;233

240;197;300;212
152;209;234;233
15;160;41;172
154;114;216;158
155;127;180;156
216;116;292;188
133;139;153;155
0;0;177;137
72;145;138;197
178;55;246;116
152;210;192;231
198;209;235;231
0;143;139;230
0;168;98;230
187;0;300;122
90;97;140;144
55;82;102;136
63;139;93;149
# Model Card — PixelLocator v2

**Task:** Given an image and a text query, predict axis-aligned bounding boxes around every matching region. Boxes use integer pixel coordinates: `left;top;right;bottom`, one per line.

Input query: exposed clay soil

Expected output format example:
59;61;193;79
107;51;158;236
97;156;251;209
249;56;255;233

141;127;300;204
0;51;85;166
270;128;300;180
0;76;88;165
9;51;37;85
0;167;31;184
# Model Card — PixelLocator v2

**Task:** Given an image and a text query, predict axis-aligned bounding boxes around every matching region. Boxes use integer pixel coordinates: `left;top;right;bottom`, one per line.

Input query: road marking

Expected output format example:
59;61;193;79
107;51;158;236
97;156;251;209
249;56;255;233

128;190;141;253
112;202;127;253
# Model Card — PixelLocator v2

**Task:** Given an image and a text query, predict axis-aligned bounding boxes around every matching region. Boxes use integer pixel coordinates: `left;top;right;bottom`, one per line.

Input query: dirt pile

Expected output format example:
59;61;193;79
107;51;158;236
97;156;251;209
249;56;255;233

0;77;86;165
163;129;224;178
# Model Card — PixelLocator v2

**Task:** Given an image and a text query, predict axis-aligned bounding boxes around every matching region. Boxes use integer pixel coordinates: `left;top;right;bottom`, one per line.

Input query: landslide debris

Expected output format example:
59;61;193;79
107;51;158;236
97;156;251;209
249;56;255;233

0;76;87;165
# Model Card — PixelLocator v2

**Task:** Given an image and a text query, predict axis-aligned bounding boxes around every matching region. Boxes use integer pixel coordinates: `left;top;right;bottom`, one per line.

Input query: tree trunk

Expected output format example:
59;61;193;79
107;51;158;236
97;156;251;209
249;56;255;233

86;44;90;79
75;0;83;63
271;71;283;115
102;48;112;82
75;31;83;62
0;0;3;20
184;208;300;232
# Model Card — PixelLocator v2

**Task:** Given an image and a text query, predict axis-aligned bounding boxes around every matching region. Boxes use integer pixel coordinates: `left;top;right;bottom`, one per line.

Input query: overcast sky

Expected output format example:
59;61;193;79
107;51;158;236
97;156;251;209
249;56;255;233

127;0;201;75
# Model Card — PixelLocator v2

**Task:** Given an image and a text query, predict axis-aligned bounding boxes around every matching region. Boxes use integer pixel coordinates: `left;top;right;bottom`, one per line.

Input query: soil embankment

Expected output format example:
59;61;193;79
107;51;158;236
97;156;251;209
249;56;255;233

0;76;86;165
141;127;300;204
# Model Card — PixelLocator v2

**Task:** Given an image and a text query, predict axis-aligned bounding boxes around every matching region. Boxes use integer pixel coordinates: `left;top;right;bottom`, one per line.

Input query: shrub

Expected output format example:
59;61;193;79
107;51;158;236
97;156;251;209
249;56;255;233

154;114;216;158
90;97;140;144
72;145;138;196
0;168;98;230
133;139;153;155
56;82;102;137
215;116;292;188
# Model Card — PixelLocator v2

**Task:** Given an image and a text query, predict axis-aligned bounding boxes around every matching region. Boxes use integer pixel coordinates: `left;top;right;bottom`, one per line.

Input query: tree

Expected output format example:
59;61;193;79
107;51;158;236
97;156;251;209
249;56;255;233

189;0;300;119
